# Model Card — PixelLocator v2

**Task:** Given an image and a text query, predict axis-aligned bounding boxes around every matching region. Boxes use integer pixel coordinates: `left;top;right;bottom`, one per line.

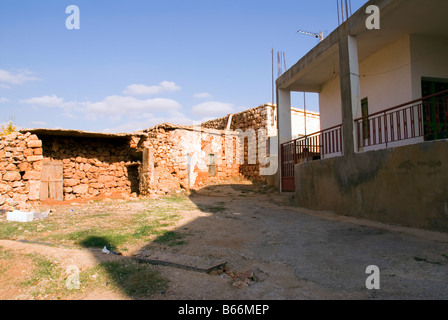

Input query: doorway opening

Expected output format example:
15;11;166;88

422;77;448;141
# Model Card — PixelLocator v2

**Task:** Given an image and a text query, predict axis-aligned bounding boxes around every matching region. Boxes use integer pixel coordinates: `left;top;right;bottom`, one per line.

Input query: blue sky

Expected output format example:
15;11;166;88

0;0;367;133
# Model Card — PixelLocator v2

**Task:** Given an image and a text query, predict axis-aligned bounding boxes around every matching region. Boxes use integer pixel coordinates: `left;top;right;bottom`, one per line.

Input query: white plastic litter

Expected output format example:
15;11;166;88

7;210;34;222
102;246;111;254
33;210;50;220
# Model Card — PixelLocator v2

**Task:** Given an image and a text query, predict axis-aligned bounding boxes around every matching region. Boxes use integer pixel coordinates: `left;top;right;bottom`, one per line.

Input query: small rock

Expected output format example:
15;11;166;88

232;280;249;289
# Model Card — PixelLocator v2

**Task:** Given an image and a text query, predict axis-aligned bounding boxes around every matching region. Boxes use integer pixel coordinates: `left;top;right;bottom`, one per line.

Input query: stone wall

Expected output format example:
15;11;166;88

202;104;277;182
141;124;242;195
201;115;230;131
0;132;44;209
40;135;140;200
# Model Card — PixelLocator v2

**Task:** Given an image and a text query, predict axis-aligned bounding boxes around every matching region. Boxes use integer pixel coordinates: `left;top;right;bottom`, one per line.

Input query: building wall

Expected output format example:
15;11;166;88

202;104;320;182
141;126;242;195
410;34;448;100
291;108;321;139
228;104;276;182
0;132;44;209
40;135;140;200
319;35;414;131
358;35;414;115
319;76;342;130
294;140;448;233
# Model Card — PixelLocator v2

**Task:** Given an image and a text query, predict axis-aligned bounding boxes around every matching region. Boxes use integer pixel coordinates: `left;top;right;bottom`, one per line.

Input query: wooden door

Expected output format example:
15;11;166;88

40;162;64;201
281;142;296;192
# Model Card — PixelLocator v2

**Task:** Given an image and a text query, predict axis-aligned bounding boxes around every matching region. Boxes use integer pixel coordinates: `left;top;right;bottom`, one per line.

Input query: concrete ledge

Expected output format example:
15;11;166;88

294;140;448;233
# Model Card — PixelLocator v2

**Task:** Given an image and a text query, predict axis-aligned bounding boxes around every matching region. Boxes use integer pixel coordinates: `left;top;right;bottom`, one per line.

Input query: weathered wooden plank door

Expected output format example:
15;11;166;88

281;141;296;192
40;162;63;201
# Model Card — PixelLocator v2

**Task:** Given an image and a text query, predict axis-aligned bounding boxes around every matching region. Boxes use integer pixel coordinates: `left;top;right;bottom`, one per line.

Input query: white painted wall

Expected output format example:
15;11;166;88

291;108;321;139
319;75;342;130
410;34;448;99
358;35;414;114
319;35;414;130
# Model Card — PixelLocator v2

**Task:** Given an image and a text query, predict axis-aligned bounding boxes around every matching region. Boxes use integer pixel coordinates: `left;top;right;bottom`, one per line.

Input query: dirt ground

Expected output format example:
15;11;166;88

1;182;448;300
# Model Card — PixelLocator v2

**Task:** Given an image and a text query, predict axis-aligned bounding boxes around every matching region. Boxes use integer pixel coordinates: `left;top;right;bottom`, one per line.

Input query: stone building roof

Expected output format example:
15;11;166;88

20;128;147;139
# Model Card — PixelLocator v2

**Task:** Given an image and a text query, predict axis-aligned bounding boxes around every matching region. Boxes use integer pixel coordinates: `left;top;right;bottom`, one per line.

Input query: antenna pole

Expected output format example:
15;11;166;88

271;48;274;106
304;92;307;137
337;0;340;25
345;0;349;21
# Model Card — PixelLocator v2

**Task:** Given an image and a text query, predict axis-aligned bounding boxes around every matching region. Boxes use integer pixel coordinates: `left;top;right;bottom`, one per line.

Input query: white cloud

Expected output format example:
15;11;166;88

123;81;181;96
20;94;182;122
31;121;48;127
0;98;10;103
191;101;235;118
193;92;213;99
0;69;39;85
103;110;196;133
20;95;64;107
85;96;182;116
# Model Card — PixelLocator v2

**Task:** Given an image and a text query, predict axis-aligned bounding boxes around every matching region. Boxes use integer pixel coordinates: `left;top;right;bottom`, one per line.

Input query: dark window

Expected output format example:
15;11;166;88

422;78;448;141
361;97;370;140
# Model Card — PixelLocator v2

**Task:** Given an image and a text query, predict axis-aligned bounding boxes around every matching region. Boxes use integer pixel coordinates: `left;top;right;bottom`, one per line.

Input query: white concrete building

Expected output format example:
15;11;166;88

277;0;448;192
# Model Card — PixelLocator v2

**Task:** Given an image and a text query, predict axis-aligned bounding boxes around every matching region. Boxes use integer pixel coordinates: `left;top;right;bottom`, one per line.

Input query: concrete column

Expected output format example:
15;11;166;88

276;88;292;192
277;88;292;144
338;30;361;155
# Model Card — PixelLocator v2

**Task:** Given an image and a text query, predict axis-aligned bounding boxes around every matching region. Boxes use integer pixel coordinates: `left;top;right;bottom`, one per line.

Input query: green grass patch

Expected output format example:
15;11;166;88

20;253;61;297
0;195;189;252
81;260;168;298
154;231;185;246
0;223;19;238
198;202;227;213
165;193;188;203
70;230;132;251
0;247;14;260
0;220;56;240
133;225;160;239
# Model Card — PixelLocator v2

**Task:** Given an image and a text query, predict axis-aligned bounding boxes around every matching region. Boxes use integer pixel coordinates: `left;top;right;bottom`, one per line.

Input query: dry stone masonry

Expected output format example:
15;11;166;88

0;132;44;209
202;104;320;183
140;124;242;196
40;135;141;201
202;104;278;182
0;103;319;209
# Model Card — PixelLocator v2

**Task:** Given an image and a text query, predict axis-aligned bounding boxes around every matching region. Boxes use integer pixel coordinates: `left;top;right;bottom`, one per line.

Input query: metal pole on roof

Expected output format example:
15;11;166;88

337;0;340;25
337;0;352;25
345;0;349;21
304;92;307;137
271;48;274;106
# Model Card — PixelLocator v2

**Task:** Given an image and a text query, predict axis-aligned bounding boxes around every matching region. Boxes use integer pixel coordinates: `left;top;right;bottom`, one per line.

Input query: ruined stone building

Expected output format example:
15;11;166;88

0;103;319;209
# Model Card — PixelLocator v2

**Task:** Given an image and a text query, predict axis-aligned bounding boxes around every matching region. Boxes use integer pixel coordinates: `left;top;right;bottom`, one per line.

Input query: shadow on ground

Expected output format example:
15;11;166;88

78;182;448;300
76;182;291;300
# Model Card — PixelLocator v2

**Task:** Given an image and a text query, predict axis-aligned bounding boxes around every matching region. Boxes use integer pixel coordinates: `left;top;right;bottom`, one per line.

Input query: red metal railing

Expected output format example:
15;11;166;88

281;124;343;191
280;89;448;191
355;89;448;150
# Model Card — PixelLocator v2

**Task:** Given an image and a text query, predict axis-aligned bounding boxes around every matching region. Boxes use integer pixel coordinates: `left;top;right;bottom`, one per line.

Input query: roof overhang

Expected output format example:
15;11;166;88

276;0;448;92
20;128;147;139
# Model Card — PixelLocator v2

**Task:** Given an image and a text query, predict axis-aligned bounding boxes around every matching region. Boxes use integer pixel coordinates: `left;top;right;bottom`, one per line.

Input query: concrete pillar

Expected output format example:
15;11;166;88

276;88;292;192
338;30;361;155
277;89;292;144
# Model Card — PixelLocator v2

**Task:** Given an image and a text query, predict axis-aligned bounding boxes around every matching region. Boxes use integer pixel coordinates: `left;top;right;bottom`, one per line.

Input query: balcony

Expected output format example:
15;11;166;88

280;125;343;191
280;89;448;192
355;89;448;151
